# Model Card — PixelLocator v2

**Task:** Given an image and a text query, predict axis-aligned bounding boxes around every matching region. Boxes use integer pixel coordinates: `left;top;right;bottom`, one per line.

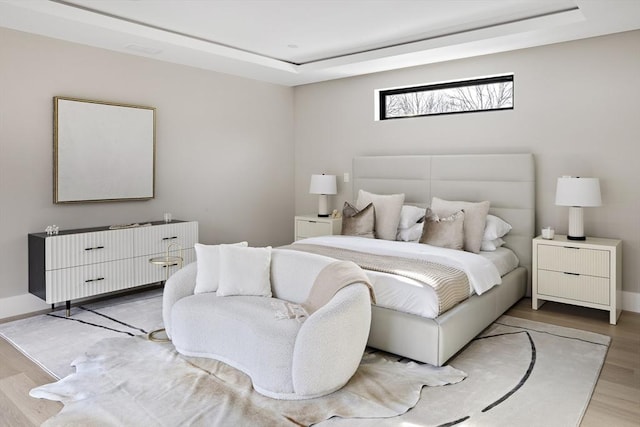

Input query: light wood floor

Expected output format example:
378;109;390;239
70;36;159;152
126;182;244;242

0;298;638;426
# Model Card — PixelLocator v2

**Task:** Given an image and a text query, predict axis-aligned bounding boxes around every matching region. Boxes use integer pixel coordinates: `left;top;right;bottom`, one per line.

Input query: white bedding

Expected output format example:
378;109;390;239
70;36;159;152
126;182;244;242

292;236;518;319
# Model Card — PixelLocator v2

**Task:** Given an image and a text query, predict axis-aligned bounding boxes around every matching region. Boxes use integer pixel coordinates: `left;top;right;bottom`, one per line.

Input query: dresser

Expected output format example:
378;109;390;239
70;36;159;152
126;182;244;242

294;214;342;241
29;221;198;314
532;235;622;324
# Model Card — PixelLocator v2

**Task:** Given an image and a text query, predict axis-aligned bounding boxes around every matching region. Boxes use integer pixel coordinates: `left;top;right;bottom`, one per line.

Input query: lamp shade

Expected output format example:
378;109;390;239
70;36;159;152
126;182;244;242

555;177;601;207
309;174;337;195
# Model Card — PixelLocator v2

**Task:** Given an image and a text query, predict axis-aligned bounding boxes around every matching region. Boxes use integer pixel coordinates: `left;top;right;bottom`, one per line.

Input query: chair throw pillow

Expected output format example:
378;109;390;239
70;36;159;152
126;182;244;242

194;241;248;294
341;201;375;238
217;245;273;297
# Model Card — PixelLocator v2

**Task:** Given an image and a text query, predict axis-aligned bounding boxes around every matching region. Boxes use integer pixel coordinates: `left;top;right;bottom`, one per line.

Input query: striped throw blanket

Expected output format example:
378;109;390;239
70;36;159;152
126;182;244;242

281;244;470;316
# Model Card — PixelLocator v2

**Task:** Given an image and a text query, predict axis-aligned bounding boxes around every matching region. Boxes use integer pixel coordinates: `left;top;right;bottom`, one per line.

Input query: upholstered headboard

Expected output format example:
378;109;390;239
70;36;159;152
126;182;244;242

352;154;535;286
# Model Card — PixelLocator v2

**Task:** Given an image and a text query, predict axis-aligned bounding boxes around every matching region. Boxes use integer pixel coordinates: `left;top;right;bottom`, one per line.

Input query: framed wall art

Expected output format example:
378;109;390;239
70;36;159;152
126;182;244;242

53;96;156;203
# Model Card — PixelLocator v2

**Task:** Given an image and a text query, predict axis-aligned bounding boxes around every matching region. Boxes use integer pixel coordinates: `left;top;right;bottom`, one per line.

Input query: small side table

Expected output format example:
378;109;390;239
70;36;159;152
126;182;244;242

148;244;184;342
294;214;342;241
149;255;184;282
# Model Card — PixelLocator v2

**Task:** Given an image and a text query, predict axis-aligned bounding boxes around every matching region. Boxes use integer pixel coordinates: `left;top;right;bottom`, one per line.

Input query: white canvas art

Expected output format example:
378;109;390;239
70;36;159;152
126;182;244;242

54;97;155;203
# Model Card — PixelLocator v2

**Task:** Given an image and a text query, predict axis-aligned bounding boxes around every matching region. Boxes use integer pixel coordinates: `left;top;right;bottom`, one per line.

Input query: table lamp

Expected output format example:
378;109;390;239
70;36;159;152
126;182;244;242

555;176;601;240
309;174;337;217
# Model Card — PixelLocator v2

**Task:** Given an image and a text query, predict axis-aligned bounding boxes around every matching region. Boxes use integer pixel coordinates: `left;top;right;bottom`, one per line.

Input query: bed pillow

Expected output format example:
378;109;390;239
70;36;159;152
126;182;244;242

342;202;375;238
396;222;424;242
419;208;465;250
431;197;490;254
483;215;512;240
397;205;426;229
194;241;248;294
356;190;405;240
480;237;506;252
217;245;272;297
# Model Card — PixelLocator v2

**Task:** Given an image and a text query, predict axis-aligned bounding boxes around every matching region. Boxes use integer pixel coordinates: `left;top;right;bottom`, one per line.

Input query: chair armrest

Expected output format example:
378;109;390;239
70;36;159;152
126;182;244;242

162;262;197;338
291;283;372;396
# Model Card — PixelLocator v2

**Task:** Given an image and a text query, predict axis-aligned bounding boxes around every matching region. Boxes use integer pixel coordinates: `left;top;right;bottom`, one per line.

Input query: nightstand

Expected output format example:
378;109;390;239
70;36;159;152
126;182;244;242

294;214;342;241
532;235;622;324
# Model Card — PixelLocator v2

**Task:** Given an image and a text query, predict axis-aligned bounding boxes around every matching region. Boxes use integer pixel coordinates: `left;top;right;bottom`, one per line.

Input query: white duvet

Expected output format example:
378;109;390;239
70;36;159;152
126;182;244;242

292;235;514;319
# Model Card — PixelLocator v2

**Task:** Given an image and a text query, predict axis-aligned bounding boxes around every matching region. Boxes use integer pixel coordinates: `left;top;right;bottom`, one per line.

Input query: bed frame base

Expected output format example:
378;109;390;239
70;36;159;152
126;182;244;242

368;267;527;366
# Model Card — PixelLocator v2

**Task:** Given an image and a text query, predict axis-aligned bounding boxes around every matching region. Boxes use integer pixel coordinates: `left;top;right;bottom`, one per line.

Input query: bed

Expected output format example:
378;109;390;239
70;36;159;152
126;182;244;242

292;153;535;366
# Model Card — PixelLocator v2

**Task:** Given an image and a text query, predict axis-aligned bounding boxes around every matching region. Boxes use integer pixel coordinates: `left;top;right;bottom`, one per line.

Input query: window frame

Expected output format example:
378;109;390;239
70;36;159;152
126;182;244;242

378;74;514;121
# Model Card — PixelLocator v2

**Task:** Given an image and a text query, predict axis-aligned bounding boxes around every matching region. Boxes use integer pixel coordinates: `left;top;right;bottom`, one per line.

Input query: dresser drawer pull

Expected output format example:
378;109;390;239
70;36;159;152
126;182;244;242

563;246;580;250
85;277;105;283
84;246;105;251
162;236;178;241
563;272;580;276
162;263;179;268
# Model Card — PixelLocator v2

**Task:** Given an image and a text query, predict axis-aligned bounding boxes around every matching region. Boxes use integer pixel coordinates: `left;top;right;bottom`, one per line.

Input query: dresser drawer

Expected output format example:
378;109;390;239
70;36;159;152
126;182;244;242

45;259;135;303
46;230;134;270
537;245;609;277
296;219;332;239
537;270;609;305
134;222;198;256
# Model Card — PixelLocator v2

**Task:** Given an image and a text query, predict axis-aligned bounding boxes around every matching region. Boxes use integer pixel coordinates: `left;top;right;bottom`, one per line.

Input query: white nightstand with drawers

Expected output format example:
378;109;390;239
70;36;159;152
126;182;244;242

294;214;342;241
532;235;622;324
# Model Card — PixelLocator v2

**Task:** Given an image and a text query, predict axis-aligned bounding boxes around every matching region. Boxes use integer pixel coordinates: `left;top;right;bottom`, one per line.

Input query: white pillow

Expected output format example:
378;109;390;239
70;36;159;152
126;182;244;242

483;215;512;240
396;222;424;242
194;242;248;294
217;245;272;297
356;190;405;240
397;205;426;229
480;237;506;252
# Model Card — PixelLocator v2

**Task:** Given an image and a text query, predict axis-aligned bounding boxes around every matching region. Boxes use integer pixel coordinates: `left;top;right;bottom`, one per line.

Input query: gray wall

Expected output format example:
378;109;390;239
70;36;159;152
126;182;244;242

0;28;294;317
294;30;640;303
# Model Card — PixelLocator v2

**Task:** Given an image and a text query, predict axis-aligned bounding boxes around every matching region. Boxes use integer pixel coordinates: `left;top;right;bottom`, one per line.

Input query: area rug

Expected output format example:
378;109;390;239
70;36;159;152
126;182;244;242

29;337;466;426
0;288;164;379
1;290;610;426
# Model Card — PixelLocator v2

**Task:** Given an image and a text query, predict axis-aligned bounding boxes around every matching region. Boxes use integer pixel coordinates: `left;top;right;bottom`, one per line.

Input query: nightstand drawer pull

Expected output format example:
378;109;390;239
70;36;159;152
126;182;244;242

84;277;105;283
84;246;105;251
563;272;580;276
162;236;178;241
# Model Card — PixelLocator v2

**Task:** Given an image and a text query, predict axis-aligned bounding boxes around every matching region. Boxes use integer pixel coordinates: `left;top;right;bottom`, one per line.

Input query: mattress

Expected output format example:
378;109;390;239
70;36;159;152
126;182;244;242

291;236;519;319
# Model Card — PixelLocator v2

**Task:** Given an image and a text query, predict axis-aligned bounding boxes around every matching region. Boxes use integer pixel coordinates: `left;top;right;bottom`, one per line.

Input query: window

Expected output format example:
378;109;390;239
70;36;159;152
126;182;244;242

378;75;513;120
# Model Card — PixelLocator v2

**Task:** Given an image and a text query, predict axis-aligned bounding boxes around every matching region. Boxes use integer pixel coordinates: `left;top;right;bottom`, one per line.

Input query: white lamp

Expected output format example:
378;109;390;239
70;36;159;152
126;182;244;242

309;174;337;217
555;176;601;240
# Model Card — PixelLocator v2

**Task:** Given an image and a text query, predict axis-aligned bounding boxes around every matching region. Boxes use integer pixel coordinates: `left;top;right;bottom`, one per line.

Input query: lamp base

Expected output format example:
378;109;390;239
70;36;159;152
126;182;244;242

317;214;330;218
567;235;586;241
317;194;329;217
567;206;586;241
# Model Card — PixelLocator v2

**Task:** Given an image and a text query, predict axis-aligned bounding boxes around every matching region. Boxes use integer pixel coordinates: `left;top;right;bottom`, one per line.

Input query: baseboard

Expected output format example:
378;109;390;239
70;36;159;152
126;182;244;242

0;293;49;321
622;291;640;314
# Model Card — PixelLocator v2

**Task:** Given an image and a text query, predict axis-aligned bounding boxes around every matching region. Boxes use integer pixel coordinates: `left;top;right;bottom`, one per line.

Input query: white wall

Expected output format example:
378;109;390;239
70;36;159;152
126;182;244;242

294;30;640;308
0;28;295;318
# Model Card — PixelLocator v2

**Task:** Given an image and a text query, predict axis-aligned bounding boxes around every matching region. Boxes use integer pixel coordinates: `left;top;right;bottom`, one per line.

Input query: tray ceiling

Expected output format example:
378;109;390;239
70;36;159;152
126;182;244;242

1;0;639;86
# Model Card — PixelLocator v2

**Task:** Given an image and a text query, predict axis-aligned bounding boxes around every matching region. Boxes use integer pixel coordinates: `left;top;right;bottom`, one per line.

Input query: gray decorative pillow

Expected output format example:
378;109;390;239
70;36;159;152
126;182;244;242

419;208;465;250
356;190;405;240
431;197;490;254
342;202;375;238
